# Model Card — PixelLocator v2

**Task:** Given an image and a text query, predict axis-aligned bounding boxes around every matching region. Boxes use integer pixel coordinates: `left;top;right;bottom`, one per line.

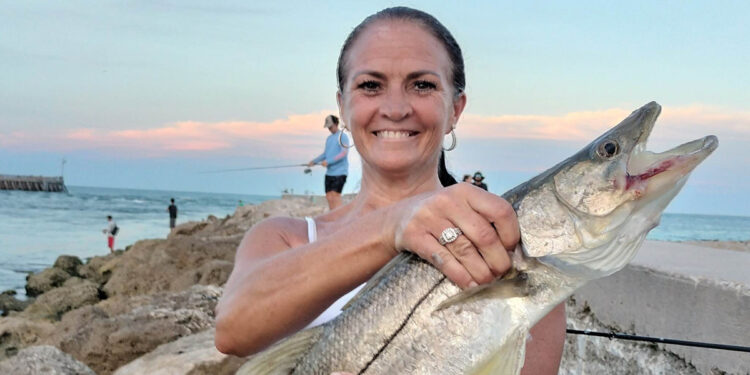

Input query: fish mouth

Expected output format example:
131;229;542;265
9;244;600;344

625;112;718;192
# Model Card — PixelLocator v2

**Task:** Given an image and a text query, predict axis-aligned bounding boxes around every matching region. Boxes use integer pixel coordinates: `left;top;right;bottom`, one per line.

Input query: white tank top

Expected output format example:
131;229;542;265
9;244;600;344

304;217;364;329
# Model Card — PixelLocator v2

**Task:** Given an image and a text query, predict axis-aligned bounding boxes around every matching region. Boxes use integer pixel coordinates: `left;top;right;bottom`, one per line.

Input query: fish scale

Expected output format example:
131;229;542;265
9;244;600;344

294;257;444;374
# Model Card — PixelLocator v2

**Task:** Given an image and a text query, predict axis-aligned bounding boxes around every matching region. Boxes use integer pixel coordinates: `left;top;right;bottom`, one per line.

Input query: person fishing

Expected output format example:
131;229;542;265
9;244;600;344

308;114;350;210
102;215;117;253
167;198;178;230
215;7;565;374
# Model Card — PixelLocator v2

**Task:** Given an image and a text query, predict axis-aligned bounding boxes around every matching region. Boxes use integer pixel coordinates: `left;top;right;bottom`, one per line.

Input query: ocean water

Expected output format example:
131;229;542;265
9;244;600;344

1;186;748;299
648;213;750;242
0;186;275;297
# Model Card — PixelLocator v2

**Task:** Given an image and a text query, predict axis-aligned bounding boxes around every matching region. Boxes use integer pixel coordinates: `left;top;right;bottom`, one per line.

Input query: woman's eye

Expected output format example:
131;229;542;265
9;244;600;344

414;80;437;92
357;80;381;92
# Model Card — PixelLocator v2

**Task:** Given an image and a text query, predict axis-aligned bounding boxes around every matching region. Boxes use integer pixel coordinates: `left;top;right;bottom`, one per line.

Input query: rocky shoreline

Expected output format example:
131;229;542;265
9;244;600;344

0;196;326;374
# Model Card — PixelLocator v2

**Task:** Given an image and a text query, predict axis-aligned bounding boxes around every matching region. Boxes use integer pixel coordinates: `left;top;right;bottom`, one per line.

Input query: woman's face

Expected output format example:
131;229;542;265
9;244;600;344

337;20;466;175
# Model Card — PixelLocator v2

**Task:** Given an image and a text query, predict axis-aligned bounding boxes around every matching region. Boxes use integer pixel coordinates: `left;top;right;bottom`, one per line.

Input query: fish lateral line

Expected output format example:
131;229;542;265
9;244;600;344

357;274;448;375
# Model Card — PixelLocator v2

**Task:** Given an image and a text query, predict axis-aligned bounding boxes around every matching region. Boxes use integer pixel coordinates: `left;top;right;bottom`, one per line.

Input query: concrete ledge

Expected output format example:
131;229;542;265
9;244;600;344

562;241;750;374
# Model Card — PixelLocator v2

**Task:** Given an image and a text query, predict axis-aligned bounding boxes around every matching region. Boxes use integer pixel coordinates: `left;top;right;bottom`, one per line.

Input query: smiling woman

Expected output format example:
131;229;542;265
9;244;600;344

215;6;564;374
338;19;463;179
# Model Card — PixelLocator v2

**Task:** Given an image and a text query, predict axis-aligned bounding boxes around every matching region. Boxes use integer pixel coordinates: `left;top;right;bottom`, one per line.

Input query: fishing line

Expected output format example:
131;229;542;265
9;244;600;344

566;329;750;353
200;164;310;174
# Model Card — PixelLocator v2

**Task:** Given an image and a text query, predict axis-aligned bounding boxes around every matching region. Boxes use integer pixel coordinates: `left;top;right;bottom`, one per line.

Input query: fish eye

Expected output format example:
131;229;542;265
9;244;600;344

597;140;620;159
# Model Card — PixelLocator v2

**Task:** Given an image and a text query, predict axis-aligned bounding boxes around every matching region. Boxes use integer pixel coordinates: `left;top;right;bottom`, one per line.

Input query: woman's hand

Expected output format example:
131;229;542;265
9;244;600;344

390;183;519;288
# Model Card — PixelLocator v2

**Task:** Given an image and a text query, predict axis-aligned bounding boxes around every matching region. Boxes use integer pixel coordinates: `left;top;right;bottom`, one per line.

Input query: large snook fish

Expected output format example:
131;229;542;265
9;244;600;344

239;101;718;375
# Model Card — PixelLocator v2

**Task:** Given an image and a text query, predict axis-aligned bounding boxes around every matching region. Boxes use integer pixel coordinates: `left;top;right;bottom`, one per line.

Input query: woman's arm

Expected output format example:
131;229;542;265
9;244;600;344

215;213;395;356
521;303;566;375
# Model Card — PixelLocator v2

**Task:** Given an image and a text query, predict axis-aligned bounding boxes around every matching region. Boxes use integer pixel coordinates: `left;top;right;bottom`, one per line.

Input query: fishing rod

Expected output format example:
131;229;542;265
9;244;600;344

566;329;750;353
200;164;313;174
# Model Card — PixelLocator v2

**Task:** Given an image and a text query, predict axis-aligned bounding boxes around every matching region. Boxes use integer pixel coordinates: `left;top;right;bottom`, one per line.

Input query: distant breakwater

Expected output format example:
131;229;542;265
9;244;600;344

0;175;67;193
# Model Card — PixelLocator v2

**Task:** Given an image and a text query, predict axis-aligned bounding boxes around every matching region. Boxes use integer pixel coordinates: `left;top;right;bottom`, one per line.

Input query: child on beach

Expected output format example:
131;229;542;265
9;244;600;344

102;215;118;253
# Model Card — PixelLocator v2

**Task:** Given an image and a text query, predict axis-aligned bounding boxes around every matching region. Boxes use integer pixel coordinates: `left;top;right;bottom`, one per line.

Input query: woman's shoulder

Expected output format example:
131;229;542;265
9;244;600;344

252;215;308;234
248;215;310;248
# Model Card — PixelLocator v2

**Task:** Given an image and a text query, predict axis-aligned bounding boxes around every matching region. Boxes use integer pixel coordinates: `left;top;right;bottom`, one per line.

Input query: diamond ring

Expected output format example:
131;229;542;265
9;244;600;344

438;227;463;245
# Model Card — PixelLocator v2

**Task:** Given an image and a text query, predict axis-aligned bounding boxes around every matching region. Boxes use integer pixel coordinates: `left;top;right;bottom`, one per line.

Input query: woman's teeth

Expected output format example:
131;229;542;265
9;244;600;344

375;130;415;139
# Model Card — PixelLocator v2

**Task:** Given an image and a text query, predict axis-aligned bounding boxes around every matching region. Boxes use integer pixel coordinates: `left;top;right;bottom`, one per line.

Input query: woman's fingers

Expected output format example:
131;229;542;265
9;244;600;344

415;234;476;288
434;224;494;284
448;204;513;277
462;185;520;251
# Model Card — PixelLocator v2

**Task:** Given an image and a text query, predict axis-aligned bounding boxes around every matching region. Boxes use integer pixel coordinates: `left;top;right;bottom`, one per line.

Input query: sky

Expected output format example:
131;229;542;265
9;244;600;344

1;1;748;216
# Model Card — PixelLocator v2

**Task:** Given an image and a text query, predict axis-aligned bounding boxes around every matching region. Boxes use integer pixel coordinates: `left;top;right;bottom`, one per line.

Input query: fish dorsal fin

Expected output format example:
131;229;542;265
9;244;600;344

468;325;528;375
341;252;413;311
236;326;323;375
435;270;533;311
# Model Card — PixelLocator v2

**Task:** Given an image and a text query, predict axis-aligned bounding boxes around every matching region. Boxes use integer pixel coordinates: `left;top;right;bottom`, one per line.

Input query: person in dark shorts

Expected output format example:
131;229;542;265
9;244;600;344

308;115;349;209
324;175;347;194
167;198;178;230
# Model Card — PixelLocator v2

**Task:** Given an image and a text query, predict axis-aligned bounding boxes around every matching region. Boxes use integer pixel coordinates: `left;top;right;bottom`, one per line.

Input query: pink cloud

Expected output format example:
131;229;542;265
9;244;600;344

459;105;750;142
1;105;746;159
66;129;97;140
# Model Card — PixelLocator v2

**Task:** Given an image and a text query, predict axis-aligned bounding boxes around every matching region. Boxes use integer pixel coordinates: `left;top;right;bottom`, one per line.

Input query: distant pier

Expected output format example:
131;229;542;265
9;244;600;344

0;175;67;192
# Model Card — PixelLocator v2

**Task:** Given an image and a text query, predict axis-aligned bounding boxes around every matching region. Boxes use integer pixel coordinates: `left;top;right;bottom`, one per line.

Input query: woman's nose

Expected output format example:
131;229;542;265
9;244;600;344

379;88;412;121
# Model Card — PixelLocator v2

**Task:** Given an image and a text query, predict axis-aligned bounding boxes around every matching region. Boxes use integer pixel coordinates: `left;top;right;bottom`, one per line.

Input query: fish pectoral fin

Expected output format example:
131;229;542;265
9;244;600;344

435;271;532;311
342;252;413;311
468;325;529;375
236;326;323;375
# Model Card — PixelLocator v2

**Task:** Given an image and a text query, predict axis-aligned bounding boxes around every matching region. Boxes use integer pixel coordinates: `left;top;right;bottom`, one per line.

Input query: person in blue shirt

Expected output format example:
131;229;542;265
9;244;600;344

308;115;349;209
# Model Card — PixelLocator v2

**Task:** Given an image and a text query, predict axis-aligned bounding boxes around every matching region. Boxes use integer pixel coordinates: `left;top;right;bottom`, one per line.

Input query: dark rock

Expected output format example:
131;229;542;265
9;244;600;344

102;237;237;298
172;221;209;237
171;260;234;291
21;281;101;321
0;294;32;316
0;345;96;375
62;277;87;288
48;285;222;374
112;328;245;375
53;255;83;277
77;253;119;286
0;317;55;361
25;268;71;297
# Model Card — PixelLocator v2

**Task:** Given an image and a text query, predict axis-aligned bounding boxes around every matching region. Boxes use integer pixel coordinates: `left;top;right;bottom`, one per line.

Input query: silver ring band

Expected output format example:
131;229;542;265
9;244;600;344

438;227;463;245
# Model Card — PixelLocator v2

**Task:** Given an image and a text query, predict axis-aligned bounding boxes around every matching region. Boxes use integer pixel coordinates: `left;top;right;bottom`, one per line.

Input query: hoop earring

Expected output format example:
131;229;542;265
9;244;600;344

338;127;353;149
443;129;457;151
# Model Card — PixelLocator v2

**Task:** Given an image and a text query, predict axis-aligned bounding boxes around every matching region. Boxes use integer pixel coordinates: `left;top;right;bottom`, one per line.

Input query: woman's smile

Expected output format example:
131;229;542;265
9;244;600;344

372;129;420;140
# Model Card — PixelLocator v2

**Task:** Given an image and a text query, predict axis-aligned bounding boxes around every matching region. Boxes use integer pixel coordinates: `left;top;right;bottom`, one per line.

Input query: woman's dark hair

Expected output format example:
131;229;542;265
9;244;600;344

338;7;462;187
438;151;457;187
336;6;465;97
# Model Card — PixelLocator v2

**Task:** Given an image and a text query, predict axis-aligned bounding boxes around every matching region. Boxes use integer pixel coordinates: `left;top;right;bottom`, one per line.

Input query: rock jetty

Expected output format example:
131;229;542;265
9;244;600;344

0;196;325;374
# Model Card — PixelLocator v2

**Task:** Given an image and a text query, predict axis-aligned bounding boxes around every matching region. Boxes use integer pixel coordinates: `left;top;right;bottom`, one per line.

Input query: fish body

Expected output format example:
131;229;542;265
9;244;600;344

239;102;718;375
